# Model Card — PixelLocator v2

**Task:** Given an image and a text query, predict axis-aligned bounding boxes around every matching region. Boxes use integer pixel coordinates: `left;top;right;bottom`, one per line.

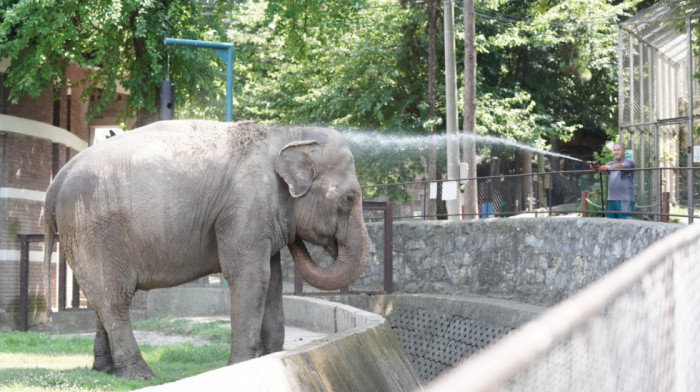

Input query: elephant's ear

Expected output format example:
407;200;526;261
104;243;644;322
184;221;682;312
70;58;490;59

276;140;320;198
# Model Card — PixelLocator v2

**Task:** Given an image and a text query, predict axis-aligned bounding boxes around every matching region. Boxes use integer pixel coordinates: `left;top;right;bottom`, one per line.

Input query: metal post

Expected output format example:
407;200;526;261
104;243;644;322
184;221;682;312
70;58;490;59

639;40;645;125
618;28;625;135
444;0;460;220
654;123;660;221
548;176;553;217
58;253;67;311
686;16;694;223
629;33;635;138
384;203;393;294
423;181;428;220
19;236;29;331
71;276;80;308
648;43;654;124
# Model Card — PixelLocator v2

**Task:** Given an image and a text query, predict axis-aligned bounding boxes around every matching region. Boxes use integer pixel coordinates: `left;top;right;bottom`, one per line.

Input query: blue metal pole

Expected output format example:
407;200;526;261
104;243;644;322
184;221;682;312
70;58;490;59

163;38;234;122
225;46;233;122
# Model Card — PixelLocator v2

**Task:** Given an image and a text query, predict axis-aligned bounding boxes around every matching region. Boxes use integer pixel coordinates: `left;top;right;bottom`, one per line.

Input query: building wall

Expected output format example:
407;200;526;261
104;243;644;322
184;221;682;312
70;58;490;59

0;63;113;314
0;125;81;311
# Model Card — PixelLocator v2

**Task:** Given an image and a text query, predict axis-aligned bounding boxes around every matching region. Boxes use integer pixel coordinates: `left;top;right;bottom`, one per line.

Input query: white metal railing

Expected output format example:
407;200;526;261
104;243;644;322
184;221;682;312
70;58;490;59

425;222;700;391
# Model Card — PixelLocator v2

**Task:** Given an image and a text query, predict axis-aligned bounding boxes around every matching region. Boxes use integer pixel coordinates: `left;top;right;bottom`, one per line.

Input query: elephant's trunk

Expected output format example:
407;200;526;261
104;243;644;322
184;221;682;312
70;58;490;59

289;203;369;291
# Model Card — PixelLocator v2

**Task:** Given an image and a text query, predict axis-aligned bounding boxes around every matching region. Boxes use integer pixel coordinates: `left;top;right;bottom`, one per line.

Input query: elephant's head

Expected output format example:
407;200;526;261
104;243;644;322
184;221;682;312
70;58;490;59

275;128;369;291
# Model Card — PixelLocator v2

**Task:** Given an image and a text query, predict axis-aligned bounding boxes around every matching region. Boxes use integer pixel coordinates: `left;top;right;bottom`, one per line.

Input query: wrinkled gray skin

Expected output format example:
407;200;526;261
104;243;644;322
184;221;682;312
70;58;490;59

42;120;369;379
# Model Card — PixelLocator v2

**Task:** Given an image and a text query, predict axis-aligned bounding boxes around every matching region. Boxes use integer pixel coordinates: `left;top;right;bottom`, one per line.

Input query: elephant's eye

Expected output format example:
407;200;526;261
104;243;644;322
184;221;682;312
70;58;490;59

339;192;355;211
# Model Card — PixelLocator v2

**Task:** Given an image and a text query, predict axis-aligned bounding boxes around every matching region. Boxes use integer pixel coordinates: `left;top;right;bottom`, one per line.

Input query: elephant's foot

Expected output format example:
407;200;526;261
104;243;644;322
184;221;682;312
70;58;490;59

111;357;154;380
92;354;113;374
92;329;113;373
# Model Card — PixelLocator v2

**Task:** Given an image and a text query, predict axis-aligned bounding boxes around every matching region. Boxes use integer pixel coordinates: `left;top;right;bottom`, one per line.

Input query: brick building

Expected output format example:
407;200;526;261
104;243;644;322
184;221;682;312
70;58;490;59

0;59;130;329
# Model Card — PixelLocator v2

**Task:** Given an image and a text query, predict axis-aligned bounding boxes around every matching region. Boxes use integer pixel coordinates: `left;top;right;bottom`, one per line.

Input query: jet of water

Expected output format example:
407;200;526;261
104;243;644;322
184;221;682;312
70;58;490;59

340;130;584;163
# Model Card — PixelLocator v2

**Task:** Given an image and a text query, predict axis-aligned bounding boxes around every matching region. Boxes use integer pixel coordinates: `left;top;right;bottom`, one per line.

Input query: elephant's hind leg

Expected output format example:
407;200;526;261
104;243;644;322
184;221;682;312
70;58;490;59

92;314;113;373
260;253;284;355
94;296;153;379
77;266;153;379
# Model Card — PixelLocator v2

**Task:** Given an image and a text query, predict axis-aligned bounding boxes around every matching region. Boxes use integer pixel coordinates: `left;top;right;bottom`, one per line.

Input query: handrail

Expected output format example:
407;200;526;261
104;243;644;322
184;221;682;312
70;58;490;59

362;167;700;222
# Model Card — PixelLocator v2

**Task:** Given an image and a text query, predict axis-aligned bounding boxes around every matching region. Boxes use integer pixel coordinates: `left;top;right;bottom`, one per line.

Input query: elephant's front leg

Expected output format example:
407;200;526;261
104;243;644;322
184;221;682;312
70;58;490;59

260;252;284;354
221;244;272;365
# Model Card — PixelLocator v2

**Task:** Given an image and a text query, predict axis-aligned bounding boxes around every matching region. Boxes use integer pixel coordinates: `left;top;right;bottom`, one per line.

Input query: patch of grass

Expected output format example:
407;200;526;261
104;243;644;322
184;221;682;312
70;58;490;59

133;317;231;343
0;332;229;392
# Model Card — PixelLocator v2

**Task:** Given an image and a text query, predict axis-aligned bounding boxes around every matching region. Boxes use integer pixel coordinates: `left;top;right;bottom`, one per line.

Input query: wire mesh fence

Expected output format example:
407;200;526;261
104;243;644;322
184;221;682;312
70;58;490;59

362;167;700;222
425;214;700;392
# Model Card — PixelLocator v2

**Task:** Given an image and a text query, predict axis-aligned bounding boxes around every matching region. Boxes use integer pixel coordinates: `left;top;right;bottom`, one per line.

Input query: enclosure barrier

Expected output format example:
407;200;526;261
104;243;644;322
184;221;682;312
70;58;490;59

363;167;700;222
15;234;84;331
425;219;700;391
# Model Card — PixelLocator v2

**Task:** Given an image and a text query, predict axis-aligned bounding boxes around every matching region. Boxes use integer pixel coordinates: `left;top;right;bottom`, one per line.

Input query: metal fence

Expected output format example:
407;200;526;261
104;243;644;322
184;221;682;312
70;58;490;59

362;167;700;223
617;0;699;222
425;210;700;392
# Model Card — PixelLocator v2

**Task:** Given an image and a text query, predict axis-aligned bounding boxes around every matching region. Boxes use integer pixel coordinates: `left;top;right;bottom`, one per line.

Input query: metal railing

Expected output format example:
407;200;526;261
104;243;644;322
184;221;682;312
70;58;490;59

362;167;700;223
15;234;84;332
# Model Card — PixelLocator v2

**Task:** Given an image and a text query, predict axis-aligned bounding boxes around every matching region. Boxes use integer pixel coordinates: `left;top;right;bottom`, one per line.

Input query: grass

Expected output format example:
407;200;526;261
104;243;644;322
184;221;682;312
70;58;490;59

0;319;232;392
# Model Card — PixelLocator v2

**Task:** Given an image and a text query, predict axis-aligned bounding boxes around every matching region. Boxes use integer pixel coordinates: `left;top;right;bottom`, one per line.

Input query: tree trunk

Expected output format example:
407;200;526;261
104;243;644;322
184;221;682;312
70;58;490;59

550;137;561;171
462;0;478;219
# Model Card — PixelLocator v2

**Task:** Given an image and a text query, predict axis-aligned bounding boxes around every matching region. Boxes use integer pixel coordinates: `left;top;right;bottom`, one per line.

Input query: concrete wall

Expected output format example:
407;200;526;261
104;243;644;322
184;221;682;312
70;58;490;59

354;218;681;306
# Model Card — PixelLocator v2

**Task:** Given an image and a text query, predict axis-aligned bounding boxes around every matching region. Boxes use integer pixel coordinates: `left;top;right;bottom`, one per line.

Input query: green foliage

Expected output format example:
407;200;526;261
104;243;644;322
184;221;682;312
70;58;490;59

478;0;639;135
593;144;614;165
1;0;651;187
477;87;579;146
0;0;224;123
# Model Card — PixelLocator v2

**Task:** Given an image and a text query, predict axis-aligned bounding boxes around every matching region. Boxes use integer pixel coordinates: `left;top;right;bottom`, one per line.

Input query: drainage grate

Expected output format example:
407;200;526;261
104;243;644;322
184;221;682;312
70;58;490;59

390;306;512;382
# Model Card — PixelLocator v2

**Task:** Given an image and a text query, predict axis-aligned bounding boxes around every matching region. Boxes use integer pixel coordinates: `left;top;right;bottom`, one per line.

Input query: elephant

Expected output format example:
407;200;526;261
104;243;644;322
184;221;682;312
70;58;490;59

42;120;370;379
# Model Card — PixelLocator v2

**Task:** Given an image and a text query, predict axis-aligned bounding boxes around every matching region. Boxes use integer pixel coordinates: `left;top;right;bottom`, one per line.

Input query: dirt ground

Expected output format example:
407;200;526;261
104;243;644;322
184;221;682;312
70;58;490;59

54;316;327;349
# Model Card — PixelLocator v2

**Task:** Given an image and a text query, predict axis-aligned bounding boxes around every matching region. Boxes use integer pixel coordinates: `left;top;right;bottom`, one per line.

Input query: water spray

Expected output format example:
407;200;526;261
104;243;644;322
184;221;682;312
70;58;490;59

341;130;588;165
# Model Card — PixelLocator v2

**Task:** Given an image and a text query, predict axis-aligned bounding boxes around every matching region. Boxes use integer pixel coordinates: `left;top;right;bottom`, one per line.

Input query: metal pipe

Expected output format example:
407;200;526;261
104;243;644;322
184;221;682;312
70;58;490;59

686;16;694;222
618;28;625;131
444;0;460;220
163;38;234;122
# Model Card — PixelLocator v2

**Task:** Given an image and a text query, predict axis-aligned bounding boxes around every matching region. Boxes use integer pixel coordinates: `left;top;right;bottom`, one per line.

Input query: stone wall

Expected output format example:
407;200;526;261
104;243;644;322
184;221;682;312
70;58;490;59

283;218;682;307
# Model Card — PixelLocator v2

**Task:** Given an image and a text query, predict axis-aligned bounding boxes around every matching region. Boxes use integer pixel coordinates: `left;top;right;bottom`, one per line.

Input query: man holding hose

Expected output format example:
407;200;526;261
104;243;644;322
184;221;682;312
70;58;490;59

597;143;636;219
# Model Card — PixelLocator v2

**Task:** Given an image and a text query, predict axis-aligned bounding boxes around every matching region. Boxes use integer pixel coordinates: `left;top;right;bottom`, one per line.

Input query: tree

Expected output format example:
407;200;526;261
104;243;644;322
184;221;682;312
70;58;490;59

0;0;224;126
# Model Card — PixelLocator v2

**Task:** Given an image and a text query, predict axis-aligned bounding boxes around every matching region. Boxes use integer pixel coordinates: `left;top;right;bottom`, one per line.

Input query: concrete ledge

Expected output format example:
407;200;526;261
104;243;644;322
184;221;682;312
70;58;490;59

0;114;88;151
324;293;544;329
146;287;229;318
138;296;422;392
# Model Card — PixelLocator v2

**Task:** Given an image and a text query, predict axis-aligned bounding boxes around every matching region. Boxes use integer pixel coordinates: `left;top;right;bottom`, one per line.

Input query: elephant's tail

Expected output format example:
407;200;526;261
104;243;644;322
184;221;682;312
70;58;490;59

43;184;59;318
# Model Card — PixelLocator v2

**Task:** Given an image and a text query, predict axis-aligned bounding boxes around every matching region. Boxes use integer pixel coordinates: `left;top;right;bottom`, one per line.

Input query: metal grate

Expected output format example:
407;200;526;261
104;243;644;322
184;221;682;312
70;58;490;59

390;306;512;382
